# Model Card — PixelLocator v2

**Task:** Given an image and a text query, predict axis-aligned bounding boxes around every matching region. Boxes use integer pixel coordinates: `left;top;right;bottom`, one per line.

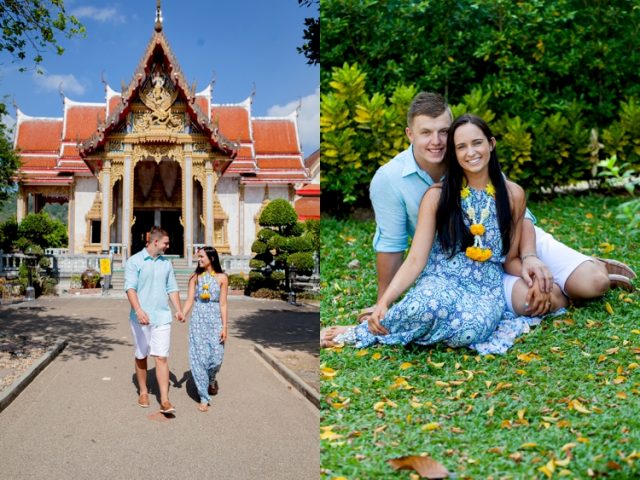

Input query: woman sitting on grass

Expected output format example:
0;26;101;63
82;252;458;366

322;114;567;353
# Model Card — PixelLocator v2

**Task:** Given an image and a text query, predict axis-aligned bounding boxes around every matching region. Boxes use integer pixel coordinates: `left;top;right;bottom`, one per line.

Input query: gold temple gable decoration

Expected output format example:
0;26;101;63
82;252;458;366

137;69;182;132
213;193;230;253
132;143;184;165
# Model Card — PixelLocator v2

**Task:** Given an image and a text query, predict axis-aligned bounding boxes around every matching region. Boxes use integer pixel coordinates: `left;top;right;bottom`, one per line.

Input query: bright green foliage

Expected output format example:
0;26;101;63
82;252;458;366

249;200;316;294
322;0;640;204
321;63;416;209
11;211;68;251
259;199;298;231
286;252;314;274
0;0;85;69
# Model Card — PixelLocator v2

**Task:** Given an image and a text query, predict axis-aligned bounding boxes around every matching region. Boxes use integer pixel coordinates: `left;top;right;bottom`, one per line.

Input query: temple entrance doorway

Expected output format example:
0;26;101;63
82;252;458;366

131;209;183;255
132;157;183;256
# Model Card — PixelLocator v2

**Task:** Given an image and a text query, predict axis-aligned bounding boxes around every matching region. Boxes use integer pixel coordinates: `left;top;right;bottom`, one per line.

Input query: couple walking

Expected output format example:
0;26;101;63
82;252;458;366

322;93;636;354
124;227;228;413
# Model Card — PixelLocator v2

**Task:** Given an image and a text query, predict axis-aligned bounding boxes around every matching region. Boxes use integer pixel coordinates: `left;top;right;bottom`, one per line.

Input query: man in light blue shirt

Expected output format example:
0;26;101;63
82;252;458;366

125;226;183;413
361;92;634;331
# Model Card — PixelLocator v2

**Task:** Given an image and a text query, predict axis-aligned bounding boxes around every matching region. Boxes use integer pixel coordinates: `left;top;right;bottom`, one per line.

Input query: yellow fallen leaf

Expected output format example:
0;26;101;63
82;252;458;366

487;406;495;417
509;452;523;463
520;442;538;449
388;454;450;479
616;391;627;399
631;329;640;335
435;380;449;388
356;349;369;357
599;242;615;253
613;376;626;384
373;401;386;412
352;387;361;394
597;354;607;363
577;436;590;443
320;426;343;440
515;369;527;375
554;457;571;467
561;443;576;452
605;302;614;315
372;352;382;360
628;362;639;370
411;401;423;409
428;360;445;369
321;367;338;379
606;346;620;355
569;399;591;414
517;352;541;363
585;212;594;219
421;422;441;431
539;460;555;478
400;362;413;370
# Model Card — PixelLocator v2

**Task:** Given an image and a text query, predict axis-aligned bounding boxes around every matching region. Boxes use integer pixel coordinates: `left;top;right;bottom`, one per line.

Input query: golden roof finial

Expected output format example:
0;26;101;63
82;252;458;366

155;0;163;32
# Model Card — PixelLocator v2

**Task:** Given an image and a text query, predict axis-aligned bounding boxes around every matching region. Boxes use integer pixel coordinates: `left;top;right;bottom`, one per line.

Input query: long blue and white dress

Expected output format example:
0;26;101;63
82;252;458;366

189;272;224;404
335;187;532;354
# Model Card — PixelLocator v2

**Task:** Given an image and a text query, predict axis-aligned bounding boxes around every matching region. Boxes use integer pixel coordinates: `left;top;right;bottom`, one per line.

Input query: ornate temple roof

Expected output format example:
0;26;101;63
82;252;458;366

14;4;308;187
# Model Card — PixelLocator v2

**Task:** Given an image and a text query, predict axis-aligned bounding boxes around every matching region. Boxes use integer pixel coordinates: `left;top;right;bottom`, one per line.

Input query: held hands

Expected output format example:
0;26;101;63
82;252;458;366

525;281;552;316
521;255;554;293
175;310;185;323
368;304;389;336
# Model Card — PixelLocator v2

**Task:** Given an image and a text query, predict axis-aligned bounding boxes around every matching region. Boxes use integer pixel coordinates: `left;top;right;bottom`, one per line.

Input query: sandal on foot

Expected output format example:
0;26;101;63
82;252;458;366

609;274;635;292
357;306;375;323
597;258;637;279
138;393;150;408
160;401;176;414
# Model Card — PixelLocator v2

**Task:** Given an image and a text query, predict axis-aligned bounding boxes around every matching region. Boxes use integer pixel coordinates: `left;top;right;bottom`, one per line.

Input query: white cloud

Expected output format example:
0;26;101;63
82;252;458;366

71;6;125;23
33;72;86;96
268;87;319;154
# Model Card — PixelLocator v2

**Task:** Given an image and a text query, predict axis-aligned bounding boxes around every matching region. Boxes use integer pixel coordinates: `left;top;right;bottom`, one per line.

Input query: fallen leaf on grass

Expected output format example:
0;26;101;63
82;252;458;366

372;352;382;360
355;349;369;357
538;459;556;478
509;452;523;463
599;242;615;254
517;352;541;363
400;361;413;370
428;360;445;369
388;455;450;479
568;399;591;414
320;426;343;440
604;302;614;315
321;366;338;379
421;422;441;431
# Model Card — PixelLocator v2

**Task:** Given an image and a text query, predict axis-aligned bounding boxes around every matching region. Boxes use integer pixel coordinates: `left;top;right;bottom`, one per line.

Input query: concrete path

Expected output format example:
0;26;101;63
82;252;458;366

0;297;319;479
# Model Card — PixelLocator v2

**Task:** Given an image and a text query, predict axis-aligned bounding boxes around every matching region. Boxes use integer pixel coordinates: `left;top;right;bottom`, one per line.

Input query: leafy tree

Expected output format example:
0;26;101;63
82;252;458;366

0;0;84;69
15;211;67;251
0;1;84;205
297;0;319;65
249;200;315;294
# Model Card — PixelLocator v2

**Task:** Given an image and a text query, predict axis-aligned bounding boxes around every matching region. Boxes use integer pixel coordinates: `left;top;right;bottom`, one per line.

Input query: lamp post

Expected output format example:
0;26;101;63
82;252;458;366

287;265;298;305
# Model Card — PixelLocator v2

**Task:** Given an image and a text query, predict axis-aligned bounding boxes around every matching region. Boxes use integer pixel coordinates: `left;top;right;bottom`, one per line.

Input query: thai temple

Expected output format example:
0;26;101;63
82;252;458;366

12;3;317;264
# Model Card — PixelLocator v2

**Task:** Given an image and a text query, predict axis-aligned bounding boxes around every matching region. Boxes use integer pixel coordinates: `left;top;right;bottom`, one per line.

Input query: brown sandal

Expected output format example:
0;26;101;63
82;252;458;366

597;258;637;279
609;274;635;292
356;306;376;323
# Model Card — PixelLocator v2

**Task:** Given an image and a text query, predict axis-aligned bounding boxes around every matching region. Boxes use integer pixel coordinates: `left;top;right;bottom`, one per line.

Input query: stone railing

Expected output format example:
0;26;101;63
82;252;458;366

220;255;252;275
0;252;37;273
44;248;70;256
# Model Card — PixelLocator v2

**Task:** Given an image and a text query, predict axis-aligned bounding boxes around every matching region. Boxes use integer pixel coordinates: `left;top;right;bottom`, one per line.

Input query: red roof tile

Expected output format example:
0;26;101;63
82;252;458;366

256;156;304;169
108;96;122;116
211;106;251;142
295;197;320;220
64;105;106;141
253;119;299;154
20;156;58;169
16;119;62;152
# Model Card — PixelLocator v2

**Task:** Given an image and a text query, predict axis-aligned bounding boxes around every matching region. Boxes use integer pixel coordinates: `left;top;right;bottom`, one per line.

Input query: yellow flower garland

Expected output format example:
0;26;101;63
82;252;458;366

199;273;212;300
461;180;495;262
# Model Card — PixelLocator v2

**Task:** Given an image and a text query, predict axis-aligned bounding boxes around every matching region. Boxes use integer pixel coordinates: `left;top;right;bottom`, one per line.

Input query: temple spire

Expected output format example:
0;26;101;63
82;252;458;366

155;0;163;32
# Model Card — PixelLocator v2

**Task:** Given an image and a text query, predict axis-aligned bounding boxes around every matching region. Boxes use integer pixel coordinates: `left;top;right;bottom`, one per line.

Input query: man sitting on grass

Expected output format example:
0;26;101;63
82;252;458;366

322;92;636;346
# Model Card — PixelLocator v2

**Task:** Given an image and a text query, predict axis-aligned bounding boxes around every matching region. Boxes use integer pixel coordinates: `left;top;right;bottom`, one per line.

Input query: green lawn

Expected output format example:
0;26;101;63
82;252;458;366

320;194;640;479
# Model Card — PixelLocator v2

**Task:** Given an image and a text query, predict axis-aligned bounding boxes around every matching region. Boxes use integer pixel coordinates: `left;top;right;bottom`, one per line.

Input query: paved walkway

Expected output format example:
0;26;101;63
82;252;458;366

0;296;319;479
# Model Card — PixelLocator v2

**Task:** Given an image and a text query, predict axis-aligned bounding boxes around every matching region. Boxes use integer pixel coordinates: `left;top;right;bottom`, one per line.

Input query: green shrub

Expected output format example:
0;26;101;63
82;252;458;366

251;288;283;300
249;259;266;270
228;274;247;290
259;199;298;228
283;236;313;253
287;252;314;274
41;277;58;296
249;271;264;281
251;240;267;255
257;228;277;242
271;271;285;282
0;217;18;251
267;235;284;250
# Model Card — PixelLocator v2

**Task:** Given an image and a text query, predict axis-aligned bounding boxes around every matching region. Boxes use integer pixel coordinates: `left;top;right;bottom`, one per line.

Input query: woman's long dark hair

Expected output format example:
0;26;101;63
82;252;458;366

436;114;512;257
192;246;224;277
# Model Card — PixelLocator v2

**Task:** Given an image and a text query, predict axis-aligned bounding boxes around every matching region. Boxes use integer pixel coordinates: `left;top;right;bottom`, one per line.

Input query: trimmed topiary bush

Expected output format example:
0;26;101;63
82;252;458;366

287;252;314;274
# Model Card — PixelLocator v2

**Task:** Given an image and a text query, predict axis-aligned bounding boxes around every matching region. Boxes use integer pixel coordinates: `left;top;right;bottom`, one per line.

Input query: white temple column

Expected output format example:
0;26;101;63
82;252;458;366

101;160;111;252
16;186;27;222
238;183;245;255
68;183;76;253
122;153;132;257
204;160;214;246
184;151;193;262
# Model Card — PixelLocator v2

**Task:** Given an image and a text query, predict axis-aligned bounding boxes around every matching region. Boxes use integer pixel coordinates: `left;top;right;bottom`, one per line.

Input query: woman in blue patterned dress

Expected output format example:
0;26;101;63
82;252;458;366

327;114;531;352
182;246;228;412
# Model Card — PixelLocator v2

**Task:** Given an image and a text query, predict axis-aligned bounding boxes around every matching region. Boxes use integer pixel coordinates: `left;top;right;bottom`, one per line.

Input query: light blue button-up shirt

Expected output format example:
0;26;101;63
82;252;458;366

370;145;536;253
124;248;179;325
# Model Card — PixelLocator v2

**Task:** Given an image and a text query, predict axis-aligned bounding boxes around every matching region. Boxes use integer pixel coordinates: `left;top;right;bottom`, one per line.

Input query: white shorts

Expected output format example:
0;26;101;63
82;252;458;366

503;226;592;313
130;322;172;359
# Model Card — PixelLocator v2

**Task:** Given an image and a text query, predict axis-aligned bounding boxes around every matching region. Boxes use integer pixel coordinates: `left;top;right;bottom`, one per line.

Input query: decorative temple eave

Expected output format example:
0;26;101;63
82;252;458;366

78;27;238;172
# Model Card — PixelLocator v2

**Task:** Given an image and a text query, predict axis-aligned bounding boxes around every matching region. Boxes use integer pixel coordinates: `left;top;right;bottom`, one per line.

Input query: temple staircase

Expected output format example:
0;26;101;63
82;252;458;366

109;256;195;295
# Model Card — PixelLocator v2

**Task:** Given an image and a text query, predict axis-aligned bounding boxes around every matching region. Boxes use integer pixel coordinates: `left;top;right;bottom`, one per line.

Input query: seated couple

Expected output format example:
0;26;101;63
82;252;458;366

321;93;636;354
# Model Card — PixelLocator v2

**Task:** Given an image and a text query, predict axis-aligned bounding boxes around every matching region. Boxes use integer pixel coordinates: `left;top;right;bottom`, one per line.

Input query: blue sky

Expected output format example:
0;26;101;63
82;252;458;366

0;0;319;156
